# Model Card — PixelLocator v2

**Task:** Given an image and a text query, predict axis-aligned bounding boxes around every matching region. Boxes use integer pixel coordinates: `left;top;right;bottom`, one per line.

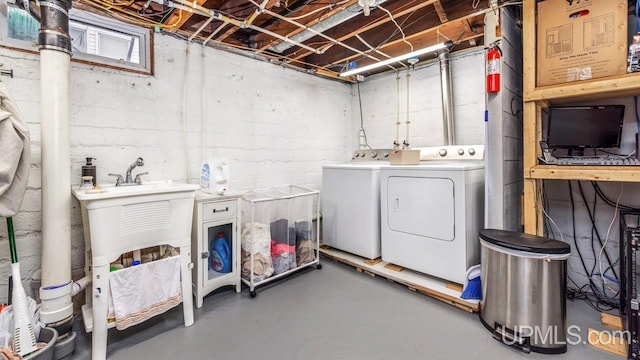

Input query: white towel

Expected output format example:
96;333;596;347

0;83;31;217
109;256;182;330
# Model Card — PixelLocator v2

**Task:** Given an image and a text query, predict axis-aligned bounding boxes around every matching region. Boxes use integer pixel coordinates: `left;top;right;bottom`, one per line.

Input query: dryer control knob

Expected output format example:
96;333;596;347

354;153;359;158
439;149;447;157
383;152;389;158
370;152;378;158
458;149;465;156
468;148;476;156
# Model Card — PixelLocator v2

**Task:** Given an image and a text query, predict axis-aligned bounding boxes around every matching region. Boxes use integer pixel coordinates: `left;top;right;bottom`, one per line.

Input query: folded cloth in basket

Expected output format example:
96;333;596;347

109;255;182;330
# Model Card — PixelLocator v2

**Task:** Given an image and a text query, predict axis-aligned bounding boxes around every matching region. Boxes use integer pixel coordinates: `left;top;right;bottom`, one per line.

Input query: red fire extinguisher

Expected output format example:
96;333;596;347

486;43;501;93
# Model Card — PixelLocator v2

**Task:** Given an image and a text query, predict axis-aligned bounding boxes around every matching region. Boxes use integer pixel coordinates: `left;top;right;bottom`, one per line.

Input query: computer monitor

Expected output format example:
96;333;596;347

546;105;625;157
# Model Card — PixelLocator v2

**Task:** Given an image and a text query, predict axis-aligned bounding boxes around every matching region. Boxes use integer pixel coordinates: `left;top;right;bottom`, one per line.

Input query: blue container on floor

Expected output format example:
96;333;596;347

211;233;231;273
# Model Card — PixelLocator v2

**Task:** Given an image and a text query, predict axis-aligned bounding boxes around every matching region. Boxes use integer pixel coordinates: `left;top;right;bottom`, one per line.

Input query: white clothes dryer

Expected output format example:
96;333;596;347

380;160;484;284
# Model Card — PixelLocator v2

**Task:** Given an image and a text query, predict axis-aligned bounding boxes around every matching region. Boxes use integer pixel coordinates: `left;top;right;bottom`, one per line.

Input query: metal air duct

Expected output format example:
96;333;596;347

439;50;455;146
268;0;389;53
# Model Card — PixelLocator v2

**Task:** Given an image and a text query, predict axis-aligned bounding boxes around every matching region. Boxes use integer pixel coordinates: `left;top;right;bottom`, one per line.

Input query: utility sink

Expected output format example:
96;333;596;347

72;180;199;264
72;180;197;360
72;180;199;201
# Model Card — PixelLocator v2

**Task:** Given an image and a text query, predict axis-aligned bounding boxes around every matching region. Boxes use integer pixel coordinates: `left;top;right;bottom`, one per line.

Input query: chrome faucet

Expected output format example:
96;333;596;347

108;157;148;186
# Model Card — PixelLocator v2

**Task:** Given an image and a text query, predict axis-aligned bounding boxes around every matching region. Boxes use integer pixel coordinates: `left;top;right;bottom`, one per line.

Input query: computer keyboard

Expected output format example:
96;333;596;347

556;157;640;166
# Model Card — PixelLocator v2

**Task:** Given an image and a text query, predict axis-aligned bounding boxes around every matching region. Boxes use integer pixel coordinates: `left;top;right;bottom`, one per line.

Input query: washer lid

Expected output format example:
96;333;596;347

479;229;570;255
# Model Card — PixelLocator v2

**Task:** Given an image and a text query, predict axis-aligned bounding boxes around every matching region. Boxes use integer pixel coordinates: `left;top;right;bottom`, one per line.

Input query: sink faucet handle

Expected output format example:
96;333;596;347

134;172;149;184
108;173;124;186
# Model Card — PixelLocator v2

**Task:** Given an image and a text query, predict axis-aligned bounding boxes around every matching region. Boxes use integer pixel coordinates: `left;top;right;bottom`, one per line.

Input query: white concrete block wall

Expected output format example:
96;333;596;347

351;49;486;149
0;33;351;301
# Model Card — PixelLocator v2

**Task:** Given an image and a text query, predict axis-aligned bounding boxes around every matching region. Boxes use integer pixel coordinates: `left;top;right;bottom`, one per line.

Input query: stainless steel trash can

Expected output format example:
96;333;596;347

479;229;570;354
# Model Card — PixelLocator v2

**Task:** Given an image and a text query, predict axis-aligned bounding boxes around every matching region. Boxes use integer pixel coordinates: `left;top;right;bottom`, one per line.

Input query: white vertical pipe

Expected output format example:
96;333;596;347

39;49;73;323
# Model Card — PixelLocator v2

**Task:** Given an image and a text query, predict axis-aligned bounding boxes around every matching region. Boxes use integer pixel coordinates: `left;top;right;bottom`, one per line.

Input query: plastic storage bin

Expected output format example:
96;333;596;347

30;327;58;360
240;185;320;297
479;229;570;354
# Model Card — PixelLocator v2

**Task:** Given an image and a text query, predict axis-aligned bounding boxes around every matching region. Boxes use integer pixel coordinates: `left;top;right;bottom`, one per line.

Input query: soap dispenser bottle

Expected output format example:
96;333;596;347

82;157;96;186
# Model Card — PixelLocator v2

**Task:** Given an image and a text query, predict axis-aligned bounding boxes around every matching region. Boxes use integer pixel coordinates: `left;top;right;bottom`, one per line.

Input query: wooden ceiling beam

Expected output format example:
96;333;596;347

433;1;448;23
286;0;439;60
322;13;484;69
164;0;209;28
215;0;281;42
301;0;485;67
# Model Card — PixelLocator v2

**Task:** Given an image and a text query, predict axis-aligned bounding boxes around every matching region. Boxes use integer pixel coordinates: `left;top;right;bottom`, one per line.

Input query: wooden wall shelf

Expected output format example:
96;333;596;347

526;166;640;182
521;0;640;234
525;73;640;104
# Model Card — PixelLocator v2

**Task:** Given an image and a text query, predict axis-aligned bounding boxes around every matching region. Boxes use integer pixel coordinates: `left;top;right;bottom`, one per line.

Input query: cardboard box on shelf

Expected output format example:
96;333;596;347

536;0;627;87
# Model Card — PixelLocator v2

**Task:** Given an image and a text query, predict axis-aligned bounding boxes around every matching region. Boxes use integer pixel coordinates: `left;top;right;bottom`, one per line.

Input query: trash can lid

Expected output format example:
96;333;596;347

479;229;570;255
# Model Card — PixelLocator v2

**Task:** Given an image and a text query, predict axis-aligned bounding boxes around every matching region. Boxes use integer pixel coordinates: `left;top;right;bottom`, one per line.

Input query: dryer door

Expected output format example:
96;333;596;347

387;176;455;241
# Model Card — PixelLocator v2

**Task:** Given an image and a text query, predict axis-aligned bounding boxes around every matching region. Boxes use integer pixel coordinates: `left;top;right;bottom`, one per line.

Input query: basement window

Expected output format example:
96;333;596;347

1;3;152;74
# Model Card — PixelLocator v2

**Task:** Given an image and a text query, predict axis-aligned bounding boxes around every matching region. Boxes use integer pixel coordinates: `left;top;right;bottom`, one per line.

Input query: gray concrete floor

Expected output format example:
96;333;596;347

72;259;620;359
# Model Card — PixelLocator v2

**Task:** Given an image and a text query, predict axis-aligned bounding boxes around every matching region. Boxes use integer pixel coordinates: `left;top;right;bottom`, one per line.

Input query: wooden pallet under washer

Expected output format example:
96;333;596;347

320;245;479;313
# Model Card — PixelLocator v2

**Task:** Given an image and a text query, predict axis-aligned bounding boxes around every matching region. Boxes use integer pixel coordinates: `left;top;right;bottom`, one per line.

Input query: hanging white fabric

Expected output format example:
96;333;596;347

0;82;31;217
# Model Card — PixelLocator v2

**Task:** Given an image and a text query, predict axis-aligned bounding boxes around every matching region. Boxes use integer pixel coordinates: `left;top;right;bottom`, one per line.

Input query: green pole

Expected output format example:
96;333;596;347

6;217;18;264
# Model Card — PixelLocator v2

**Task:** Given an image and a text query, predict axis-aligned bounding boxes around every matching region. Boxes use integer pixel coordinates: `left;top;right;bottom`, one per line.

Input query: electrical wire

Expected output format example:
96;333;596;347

78;0;184;29
598;183;623;296
343;8;421;71
377;4;413;52
592;182;640;212
356;82;372;150
576;181;619;281
355;34;393;60
568;181;594;288
563;180;624;309
284;0;350;21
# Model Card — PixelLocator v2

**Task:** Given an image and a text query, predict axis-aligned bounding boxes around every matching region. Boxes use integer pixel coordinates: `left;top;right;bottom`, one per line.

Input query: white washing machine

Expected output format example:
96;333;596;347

322;149;391;259
380;148;484;284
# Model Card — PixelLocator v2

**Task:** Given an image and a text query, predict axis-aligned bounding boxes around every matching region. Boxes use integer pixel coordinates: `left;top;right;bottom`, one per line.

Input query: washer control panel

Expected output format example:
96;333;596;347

351;149;393;161
418;145;485;161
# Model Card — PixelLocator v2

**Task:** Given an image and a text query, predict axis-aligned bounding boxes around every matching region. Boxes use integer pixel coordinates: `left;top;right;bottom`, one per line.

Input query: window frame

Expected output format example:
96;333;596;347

0;1;153;75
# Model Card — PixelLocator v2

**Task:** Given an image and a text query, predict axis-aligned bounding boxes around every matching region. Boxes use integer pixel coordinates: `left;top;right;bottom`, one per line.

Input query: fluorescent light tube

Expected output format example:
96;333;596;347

339;40;453;77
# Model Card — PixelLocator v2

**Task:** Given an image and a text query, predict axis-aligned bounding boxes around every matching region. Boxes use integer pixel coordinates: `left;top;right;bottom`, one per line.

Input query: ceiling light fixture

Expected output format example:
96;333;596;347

339;40;453;77
358;0;377;16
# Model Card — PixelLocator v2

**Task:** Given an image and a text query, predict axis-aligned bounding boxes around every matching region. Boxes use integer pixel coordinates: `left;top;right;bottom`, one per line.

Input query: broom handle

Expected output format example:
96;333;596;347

6;217;18;264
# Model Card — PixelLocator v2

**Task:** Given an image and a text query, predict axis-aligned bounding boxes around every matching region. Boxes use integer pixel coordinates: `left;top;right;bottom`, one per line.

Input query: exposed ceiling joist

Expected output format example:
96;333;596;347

254;0;361;52
215;0;281;42
164;0;209;28
324;11;485;70
434;1;449;23
288;0;440;61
